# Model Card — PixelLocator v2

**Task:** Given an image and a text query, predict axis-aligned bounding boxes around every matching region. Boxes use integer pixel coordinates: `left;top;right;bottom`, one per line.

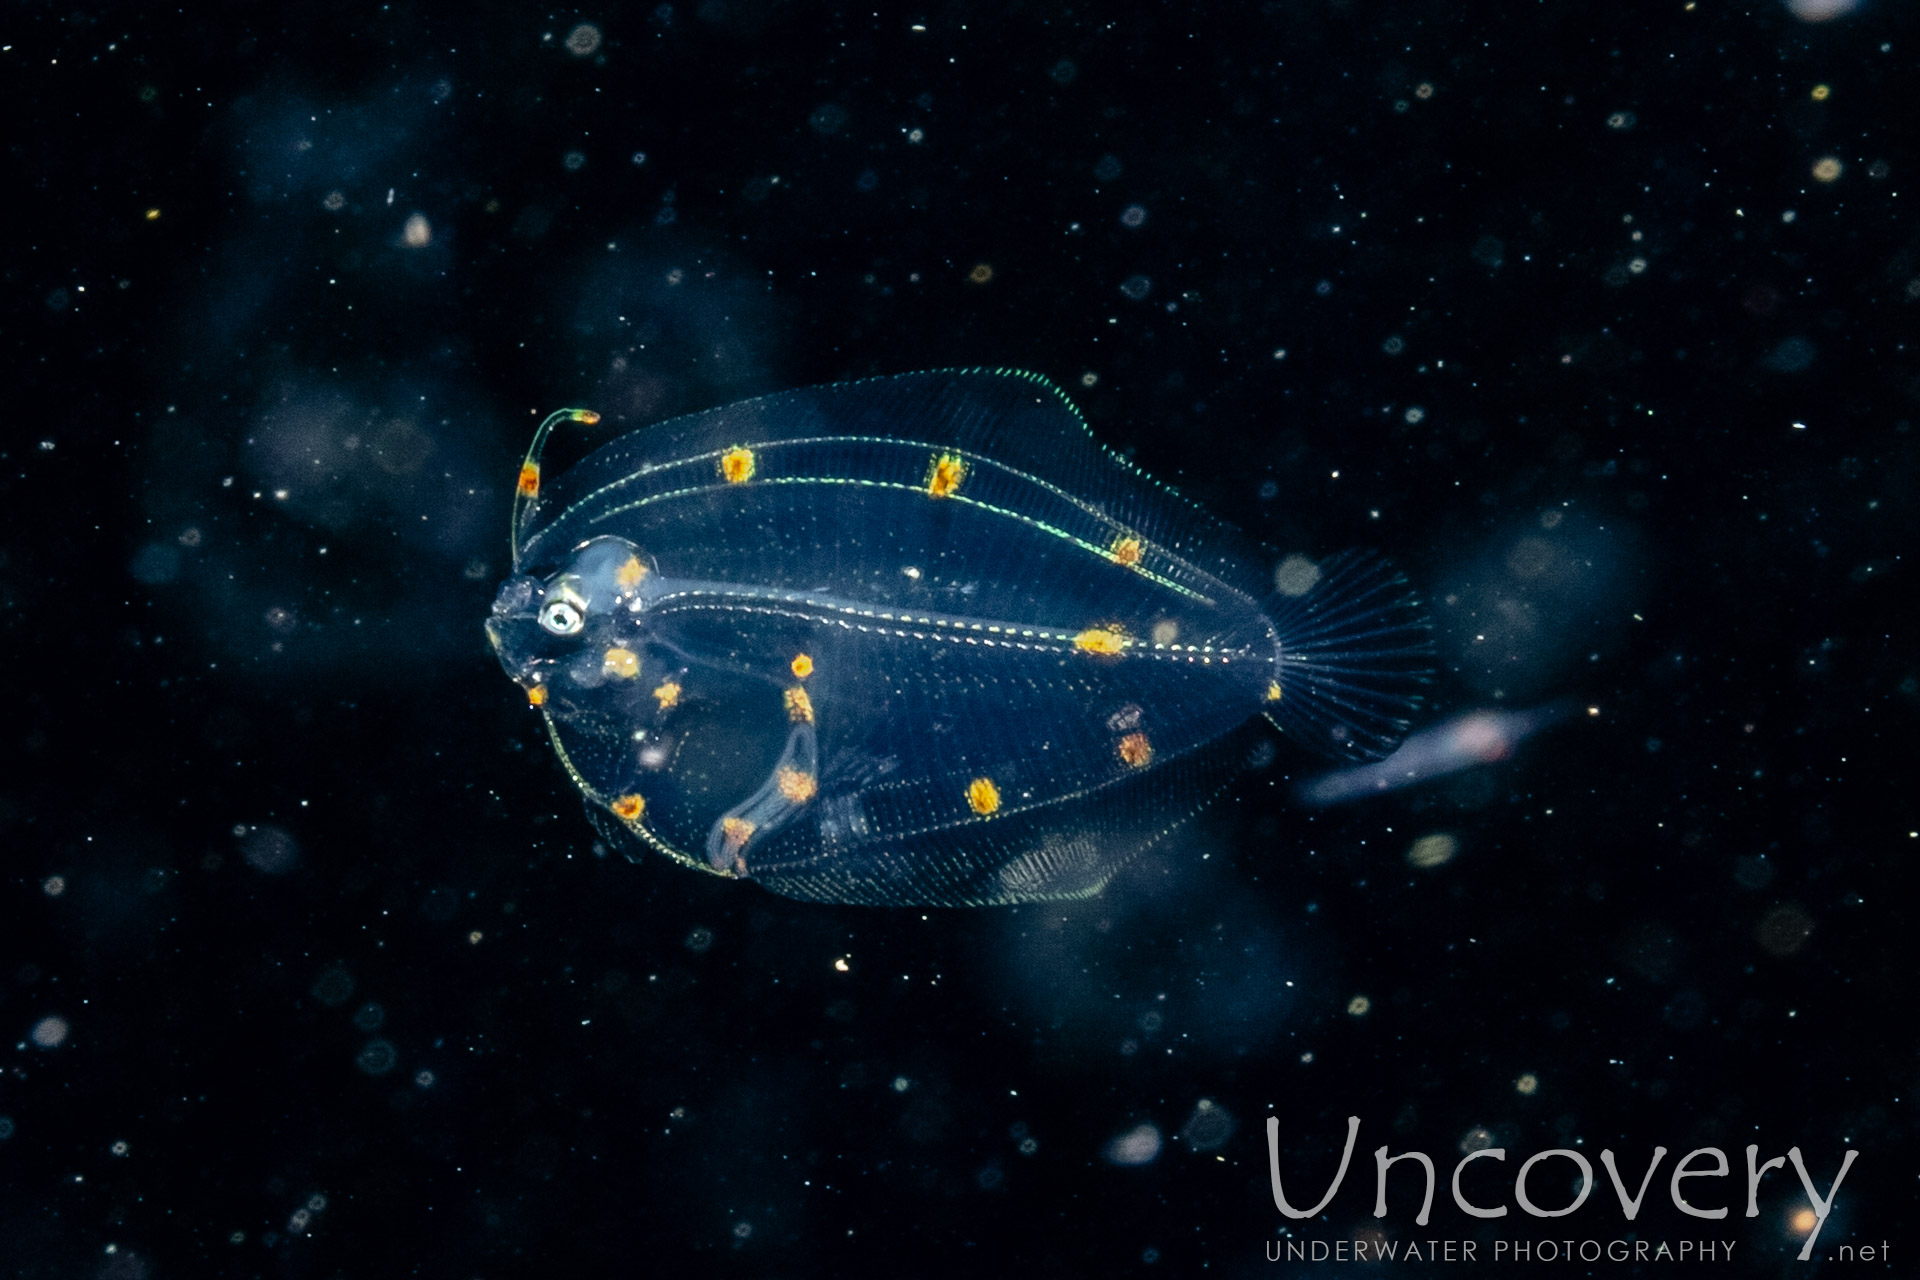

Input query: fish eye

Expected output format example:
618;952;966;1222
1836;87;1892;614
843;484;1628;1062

539;598;584;636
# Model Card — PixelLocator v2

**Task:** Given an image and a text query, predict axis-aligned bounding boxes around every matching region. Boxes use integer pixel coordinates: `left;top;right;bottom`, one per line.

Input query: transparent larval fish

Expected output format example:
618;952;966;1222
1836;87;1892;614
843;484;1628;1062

486;368;1430;906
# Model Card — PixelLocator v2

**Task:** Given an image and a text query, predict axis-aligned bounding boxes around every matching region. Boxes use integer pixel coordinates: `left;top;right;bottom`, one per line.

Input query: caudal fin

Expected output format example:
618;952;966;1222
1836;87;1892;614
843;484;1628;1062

1262;550;1433;761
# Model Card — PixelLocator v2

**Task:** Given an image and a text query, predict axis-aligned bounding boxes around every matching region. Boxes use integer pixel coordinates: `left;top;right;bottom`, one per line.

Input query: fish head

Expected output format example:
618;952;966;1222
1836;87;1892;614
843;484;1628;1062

486;536;655;698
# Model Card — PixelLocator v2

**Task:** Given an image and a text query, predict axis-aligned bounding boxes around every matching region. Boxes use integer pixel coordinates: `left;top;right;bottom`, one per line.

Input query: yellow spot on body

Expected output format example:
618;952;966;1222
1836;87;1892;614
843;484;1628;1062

784;686;815;722
615;556;648;588
516;463;541;497
722;816;755;850
777;768;818;804
1265;681;1283;702
570;409;601;425
720;446;756;483
1117;731;1153;768
610;794;645;821
603;647;640;679
967;776;1001;815
527;684;548;707
1109;536;1143;566
1074;627;1127;655
925;452;966;497
652;681;682;710
790;653;814;679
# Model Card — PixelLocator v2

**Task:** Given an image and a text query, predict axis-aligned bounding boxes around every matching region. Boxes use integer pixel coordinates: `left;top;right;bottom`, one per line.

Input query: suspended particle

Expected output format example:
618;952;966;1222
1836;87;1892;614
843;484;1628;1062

1119;275;1152;301
402;214;432;248
968;263;994;284
1347;994;1372;1017
1811;156;1843;183
1407;833;1458;868
355;1039;398;1076
1179;1099;1236;1152
1120;204;1148;229
1105;1122;1164;1166
310;968;355;1006
1273;554;1322;598
1606;111;1637;131
566;23;604;56
1785;0;1859;21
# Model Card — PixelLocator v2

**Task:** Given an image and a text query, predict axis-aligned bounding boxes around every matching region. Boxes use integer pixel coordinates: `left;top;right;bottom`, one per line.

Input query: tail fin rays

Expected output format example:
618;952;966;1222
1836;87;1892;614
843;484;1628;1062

1263;550;1433;761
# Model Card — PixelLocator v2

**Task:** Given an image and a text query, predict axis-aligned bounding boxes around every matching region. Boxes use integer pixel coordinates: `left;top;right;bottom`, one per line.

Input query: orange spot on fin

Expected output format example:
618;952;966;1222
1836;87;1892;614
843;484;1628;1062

1073;627;1128;656
926;452;966;497
966;777;1001;815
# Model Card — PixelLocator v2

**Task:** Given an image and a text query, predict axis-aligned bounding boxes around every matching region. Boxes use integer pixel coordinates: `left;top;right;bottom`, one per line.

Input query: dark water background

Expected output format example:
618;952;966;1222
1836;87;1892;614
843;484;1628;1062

4;1;1916;1274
